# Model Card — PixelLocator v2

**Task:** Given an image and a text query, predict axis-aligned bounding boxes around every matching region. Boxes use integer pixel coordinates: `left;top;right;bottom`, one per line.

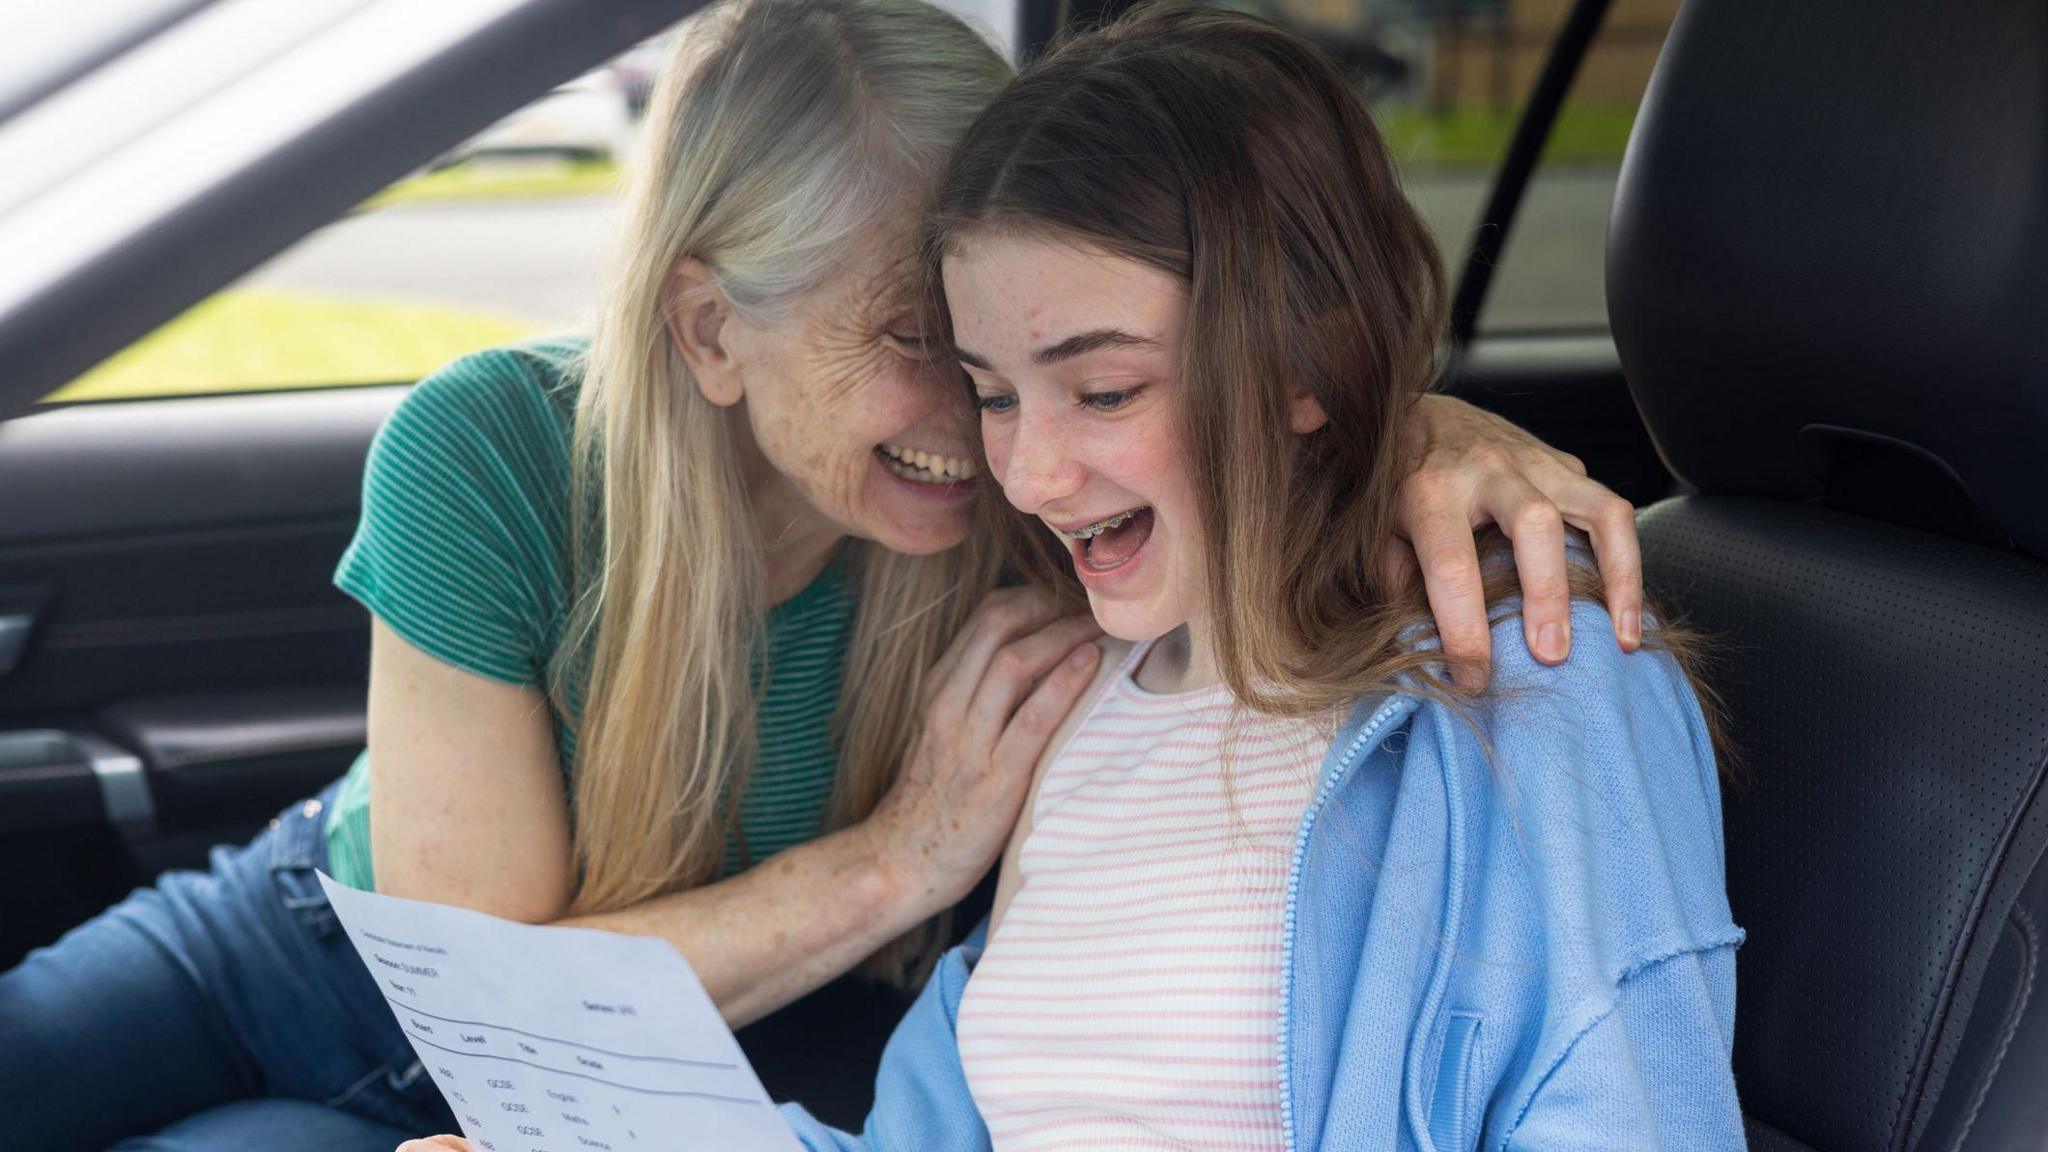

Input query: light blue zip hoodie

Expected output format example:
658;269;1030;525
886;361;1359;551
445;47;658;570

780;602;1747;1150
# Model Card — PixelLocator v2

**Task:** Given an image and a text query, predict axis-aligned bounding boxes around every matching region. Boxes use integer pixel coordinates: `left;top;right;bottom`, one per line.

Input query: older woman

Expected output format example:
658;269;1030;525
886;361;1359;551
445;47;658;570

0;1;1642;1149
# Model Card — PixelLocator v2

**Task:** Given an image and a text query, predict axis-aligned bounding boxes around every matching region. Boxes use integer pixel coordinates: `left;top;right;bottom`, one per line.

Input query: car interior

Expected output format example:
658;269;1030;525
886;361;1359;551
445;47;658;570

0;0;2041;1146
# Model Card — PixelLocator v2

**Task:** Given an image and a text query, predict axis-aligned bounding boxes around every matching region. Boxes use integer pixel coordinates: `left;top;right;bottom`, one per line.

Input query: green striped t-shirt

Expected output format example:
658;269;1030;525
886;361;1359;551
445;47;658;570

325;338;857;890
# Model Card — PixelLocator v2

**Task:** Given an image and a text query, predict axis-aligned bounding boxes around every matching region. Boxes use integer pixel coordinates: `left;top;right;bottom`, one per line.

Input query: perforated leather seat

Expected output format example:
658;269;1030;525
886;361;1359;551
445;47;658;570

1606;1;2048;1148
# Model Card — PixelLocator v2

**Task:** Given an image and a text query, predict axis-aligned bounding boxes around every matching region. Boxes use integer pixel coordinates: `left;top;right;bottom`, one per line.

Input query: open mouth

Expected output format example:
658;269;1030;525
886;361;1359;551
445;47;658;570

1059;506;1154;573
876;443;976;486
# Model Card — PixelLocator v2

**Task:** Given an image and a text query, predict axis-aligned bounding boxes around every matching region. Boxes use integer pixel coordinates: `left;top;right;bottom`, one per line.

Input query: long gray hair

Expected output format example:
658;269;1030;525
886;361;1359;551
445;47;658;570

559;0;1009;982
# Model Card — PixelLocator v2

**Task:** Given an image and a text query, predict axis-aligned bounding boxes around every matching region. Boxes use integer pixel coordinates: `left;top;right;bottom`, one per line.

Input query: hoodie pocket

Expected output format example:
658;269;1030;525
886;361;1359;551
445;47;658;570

1426;1011;1483;1151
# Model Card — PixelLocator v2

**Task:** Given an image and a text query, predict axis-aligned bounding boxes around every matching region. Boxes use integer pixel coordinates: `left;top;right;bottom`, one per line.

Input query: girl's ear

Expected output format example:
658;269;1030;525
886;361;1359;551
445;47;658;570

663;259;746;408
1288;385;1329;434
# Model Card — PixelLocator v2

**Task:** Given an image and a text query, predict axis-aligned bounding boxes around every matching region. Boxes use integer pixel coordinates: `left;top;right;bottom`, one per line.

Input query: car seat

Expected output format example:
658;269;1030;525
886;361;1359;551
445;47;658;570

1608;0;2048;1149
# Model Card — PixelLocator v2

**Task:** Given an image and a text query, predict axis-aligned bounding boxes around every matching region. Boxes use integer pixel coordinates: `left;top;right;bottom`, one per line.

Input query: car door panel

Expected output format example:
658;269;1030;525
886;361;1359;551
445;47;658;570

97;688;368;833
0;386;399;967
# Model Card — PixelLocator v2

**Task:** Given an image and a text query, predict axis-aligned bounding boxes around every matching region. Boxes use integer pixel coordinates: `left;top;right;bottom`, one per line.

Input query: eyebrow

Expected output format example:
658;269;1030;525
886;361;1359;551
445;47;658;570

952;328;1161;372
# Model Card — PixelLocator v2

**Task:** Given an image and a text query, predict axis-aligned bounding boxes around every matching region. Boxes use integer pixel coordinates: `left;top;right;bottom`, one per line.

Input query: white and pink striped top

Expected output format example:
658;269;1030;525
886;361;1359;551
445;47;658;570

957;640;1335;1151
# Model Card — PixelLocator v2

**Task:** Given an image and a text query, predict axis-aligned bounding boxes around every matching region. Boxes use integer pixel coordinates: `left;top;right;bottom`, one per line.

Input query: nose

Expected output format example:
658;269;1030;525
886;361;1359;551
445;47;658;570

993;402;1083;514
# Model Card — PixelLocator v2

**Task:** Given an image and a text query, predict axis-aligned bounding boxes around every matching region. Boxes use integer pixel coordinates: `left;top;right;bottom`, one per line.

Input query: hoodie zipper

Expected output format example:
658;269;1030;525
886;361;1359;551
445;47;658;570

1276;696;1411;1152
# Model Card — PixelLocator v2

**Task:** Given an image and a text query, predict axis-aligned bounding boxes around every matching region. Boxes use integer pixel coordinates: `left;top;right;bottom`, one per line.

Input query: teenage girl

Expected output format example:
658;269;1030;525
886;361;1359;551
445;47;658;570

816;6;1741;1148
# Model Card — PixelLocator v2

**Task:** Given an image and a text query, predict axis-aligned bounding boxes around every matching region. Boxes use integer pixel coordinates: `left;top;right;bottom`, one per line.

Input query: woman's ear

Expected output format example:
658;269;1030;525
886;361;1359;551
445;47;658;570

663;259;746;408
1288;385;1329;435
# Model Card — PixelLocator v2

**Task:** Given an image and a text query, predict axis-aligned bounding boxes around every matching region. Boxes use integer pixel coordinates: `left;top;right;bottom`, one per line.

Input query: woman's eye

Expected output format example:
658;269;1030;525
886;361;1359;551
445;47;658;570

885;331;928;353
974;393;1017;415
1080;387;1141;412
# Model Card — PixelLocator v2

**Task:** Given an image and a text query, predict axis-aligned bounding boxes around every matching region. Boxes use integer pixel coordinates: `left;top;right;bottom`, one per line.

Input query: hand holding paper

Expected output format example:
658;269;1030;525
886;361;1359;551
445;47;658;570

317;873;803;1152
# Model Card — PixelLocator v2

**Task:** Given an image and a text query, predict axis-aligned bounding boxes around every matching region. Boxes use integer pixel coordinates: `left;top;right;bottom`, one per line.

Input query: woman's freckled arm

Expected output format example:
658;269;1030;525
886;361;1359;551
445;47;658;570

370;618;927;1029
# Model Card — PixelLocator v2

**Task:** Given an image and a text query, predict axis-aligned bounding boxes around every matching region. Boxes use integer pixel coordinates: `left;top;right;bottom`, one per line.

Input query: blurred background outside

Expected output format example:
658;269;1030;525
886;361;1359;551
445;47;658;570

44;0;1676;406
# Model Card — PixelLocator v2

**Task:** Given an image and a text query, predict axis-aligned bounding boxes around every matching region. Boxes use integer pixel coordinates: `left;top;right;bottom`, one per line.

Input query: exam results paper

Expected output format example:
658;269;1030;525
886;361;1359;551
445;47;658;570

317;873;803;1152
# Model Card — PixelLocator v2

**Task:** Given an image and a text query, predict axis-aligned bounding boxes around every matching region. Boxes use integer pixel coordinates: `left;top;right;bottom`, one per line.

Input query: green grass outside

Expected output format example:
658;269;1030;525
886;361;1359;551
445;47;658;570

47;290;537;404
362;158;624;209
1379;103;1637;169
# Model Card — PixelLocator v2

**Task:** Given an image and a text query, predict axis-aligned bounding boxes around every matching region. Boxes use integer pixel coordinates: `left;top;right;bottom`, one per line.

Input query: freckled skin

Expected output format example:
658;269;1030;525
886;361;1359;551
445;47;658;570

723;204;979;559
944;234;1206;645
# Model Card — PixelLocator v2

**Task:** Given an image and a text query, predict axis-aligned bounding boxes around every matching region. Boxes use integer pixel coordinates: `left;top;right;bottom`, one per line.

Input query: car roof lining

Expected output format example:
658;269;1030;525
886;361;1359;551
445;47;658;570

0;0;219;126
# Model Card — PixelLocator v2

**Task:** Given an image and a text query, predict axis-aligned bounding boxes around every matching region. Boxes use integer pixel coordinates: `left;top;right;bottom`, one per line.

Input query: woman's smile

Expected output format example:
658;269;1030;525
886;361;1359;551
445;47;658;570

871;443;978;505
876;442;978;481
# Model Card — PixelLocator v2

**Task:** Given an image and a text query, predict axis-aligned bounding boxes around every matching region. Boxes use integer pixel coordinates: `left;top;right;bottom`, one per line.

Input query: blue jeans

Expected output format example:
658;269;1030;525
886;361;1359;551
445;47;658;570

0;781;456;1151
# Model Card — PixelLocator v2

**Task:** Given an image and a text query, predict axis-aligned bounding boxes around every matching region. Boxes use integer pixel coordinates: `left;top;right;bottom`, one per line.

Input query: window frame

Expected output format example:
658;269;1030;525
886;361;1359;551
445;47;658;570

1446;0;1619;346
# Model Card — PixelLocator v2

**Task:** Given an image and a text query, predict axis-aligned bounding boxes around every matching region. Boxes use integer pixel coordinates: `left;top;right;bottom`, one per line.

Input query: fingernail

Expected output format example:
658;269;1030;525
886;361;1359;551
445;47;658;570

1069;645;1096;667
1622;610;1642;650
1539;621;1568;663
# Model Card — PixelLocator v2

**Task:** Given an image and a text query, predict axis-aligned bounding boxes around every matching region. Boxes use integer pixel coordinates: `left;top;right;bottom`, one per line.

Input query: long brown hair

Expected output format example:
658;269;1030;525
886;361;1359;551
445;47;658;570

928;3;1725;749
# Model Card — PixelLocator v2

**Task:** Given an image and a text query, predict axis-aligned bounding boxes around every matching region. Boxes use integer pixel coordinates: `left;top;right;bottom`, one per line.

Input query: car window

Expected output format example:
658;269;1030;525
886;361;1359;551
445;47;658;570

48;0;1678;404
36;60;637;405
37;0;1017;407
1472;0;1678;334
1178;0;1674;337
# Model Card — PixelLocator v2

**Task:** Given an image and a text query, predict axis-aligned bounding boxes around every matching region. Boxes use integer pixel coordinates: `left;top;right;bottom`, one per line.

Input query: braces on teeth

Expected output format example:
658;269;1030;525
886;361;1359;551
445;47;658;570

1061;508;1146;540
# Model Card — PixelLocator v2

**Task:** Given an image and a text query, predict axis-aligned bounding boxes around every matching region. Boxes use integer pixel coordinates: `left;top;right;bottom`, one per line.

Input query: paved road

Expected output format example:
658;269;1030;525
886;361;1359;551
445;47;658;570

247;166;1619;335
1406;167;1622;331
250;196;625;330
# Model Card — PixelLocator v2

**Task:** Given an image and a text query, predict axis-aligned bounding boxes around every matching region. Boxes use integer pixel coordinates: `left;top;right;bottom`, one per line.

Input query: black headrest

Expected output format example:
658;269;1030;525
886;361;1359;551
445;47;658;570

1608;0;2048;559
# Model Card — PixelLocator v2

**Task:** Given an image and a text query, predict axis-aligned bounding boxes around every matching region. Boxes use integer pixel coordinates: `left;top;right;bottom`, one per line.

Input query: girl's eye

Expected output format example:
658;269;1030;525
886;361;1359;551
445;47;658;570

974;393;1017;415
1080;387;1142;412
